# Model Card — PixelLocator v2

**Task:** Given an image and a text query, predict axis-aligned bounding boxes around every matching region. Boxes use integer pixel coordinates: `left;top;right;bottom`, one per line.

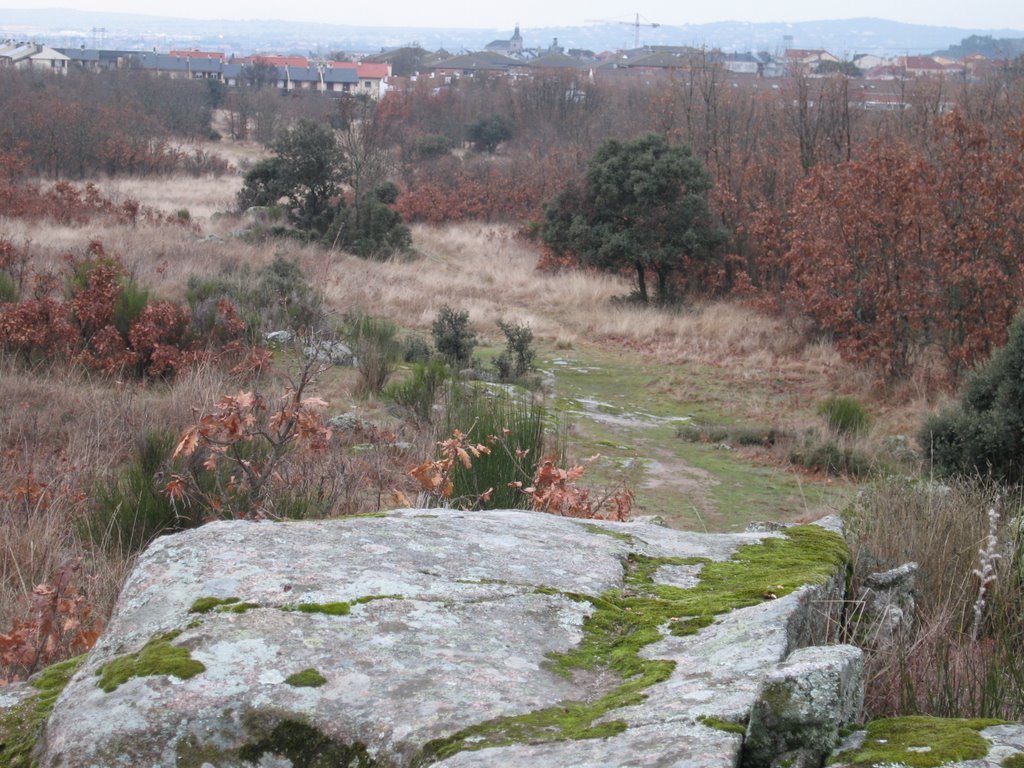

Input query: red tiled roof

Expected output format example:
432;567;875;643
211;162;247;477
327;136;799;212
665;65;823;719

357;62;390;78
902;56;943;70
328;62;389;78
245;55;309;68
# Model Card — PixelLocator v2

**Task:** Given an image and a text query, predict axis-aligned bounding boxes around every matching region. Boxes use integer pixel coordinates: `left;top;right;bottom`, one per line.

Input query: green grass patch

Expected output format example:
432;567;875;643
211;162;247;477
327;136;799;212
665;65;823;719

697;714;746;735
674;441;843;530
96;631;205;693
414;524;847;765
830;717;1004;768
0;656;84;768
1003;755;1024;768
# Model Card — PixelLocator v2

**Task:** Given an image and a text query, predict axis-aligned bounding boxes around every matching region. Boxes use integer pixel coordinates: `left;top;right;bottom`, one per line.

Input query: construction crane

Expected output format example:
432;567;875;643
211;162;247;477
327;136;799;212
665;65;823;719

584;13;660;49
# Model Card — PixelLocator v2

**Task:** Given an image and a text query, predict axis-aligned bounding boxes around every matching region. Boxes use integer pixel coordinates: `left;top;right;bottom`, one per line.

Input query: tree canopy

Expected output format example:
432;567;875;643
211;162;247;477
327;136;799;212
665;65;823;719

238;119;342;235
541;134;725;302
467;114;514;154
237;116;410;257
921;310;1024;484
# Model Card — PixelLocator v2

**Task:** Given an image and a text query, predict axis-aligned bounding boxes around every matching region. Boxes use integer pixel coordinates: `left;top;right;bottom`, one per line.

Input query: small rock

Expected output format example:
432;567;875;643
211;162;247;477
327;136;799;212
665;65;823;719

304;341;356;366
744;644;864;768
326;413;360;431
856;562;918;650
264;330;294;345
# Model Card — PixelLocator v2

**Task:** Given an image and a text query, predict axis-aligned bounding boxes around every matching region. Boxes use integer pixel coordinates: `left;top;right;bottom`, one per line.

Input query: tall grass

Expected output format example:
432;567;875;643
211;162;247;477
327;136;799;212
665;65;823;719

443;384;561;510
844;478;1024;720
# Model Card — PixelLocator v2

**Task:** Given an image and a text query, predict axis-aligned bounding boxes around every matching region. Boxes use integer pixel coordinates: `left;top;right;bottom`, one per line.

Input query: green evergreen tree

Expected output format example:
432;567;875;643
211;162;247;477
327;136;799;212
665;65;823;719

237;119;343;236
541;134;726;303
921;310;1024;483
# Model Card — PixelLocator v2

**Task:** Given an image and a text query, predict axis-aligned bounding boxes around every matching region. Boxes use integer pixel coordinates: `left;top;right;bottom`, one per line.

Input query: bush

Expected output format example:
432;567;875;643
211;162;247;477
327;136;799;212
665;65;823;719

186;256;323;339
443;385;558;509
921;311;1024;484
0;269;15;303
253;256;324;332
401;334;433;364
384;358;449;422
346;313;401;396
324;195;411;260
788;431;873;478
676;422;783;447
407;134;452;161
111;276;151;338
818;396;871;437
493;320;536;382
467;114;514;153
432;305;476;369
85;432;205;555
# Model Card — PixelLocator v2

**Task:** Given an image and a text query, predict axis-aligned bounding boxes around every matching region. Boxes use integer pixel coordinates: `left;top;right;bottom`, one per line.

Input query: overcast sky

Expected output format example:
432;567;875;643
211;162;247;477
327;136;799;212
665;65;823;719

3;0;1022;31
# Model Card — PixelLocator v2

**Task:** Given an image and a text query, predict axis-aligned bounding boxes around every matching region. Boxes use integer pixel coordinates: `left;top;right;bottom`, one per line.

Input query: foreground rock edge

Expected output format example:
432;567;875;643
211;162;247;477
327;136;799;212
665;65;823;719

8;509;855;767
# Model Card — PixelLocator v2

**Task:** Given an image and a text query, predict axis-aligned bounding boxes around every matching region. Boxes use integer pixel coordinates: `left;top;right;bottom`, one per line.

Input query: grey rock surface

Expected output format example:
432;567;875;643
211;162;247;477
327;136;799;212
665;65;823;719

304;339;356;366
36;510;850;767
856;562;918;650
0;679;33;711
745;644;864;768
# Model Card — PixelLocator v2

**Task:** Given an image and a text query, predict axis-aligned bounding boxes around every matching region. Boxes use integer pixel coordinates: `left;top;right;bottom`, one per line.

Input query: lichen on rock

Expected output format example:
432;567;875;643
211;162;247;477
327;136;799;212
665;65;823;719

33;510;854;768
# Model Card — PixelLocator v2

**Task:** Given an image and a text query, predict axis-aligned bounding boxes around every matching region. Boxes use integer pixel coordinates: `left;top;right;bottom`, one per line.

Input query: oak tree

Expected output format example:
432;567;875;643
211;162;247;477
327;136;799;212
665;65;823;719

542;134;725;303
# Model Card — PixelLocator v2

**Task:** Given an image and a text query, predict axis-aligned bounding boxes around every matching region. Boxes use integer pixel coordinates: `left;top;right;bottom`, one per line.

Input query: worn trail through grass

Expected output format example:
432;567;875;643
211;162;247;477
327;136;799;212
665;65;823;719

544;344;843;531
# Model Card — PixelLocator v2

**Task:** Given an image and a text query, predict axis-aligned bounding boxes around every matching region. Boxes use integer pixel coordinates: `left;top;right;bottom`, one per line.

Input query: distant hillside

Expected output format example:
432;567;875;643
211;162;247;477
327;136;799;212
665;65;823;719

1;8;1023;56
932;35;1024;58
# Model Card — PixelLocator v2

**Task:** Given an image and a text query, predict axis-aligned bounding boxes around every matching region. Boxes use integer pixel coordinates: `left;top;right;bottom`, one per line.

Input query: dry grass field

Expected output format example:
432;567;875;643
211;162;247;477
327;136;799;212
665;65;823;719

5;167;1019;723
0;167;946;686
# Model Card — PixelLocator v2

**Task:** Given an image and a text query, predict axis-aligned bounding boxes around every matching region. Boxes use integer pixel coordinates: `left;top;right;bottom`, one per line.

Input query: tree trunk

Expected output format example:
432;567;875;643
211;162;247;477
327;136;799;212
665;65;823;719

635;262;649;303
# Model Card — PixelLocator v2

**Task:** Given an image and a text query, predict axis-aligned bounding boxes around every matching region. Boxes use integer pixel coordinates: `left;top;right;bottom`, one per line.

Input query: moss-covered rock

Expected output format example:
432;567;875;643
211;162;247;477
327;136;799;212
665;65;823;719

830;716;1005;768
35;511;853;768
285;668;327;688
0;656;84;767
95;631;205;693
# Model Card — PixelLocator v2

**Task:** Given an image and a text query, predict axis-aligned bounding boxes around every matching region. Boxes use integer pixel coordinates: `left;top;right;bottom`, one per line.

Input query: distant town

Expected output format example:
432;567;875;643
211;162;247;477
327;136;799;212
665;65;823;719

1;26;1020;113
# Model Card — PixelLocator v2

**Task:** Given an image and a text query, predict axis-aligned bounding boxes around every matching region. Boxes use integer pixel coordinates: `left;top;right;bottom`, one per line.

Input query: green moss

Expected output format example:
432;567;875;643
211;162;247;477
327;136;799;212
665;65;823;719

414;525;847;765
697;715;747;735
189;596;240;613
96;631;206;693
295;602;351;616
285;595;401;616
178;711;377;768
829;716;1005;768
223;602;260;614
582;523;636;543
188;596;260;615
238;715;376;767
0;656;84;768
285;668;327;688
1003;754;1024;768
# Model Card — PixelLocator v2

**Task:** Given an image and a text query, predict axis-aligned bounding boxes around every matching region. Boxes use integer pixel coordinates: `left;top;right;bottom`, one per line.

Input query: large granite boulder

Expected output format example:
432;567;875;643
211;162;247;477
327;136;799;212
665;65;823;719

15;510;855;767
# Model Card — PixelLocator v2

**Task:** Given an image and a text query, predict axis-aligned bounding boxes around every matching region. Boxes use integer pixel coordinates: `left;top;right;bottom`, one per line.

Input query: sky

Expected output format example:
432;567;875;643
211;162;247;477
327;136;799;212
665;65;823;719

1;0;1022;31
